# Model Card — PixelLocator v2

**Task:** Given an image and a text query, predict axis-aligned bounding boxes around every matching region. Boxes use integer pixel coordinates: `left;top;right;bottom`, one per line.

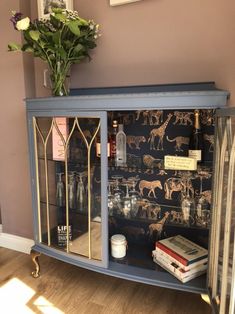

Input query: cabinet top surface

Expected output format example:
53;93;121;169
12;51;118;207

26;83;229;112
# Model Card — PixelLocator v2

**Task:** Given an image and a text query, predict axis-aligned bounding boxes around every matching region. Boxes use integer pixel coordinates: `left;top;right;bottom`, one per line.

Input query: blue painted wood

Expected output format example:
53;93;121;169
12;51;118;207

70;82;218;96
26;90;228;112
26;84;229;296
32;243;207;294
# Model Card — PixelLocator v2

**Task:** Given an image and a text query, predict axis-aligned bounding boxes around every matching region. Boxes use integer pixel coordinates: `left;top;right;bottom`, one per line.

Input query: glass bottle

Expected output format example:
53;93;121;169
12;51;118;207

110;120;118;163
116;124;126;167
96;133;110;158
189;110;203;162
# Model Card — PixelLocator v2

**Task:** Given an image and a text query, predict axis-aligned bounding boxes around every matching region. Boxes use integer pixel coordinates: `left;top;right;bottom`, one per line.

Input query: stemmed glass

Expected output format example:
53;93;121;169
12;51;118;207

123;184;131;218
68;173;76;209
129;179;140;218
108;181;115;216
181;172;196;226
76;172;86;213
56;173;65;207
112;175;124;215
195;166;211;225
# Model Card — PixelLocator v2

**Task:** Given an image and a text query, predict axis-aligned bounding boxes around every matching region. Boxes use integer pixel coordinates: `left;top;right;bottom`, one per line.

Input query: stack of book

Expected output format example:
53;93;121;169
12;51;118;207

152;235;208;283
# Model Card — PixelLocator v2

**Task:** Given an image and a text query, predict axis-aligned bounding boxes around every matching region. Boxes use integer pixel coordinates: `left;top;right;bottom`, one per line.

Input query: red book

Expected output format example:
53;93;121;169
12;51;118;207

156;242;188;266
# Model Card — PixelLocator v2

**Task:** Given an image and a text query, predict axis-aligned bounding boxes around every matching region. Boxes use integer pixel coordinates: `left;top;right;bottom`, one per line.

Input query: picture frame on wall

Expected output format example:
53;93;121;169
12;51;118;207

110;0;141;6
37;0;73;19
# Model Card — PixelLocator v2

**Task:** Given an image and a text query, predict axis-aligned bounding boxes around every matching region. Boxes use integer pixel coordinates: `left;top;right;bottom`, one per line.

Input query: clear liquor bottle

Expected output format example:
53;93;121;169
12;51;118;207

115;124;126;167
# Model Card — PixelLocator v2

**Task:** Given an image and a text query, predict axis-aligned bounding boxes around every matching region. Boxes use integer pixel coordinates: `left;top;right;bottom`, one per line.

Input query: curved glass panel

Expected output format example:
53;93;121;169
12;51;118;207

34;116;102;261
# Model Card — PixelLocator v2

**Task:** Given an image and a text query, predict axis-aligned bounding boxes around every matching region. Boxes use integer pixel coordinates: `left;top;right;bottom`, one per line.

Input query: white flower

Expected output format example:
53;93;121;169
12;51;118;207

16;17;30;31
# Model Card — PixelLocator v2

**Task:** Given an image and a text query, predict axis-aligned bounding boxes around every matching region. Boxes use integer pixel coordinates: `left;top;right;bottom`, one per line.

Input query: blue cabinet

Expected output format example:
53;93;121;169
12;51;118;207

26;83;229;295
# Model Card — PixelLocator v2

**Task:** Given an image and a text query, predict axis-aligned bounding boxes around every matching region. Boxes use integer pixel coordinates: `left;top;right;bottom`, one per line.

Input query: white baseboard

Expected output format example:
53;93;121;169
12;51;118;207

0;231;34;254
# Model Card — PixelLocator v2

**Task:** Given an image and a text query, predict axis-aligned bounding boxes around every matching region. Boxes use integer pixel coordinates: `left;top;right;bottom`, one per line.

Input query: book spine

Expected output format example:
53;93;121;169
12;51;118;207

154;256;207;283
154;250;207;277
156;242;188;266
154;247;208;271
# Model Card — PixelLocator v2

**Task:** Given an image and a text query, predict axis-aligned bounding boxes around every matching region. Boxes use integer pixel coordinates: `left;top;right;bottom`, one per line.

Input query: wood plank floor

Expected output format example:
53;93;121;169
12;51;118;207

0;247;212;314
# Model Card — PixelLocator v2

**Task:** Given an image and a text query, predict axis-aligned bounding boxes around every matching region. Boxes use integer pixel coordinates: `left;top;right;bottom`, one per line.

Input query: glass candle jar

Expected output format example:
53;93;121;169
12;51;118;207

111;234;127;258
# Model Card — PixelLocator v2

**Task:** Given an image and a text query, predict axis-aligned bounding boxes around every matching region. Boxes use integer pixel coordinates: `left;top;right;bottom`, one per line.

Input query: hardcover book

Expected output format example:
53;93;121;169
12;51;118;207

153;247;208;271
153;254;207;283
152;249;207;279
155;235;208;266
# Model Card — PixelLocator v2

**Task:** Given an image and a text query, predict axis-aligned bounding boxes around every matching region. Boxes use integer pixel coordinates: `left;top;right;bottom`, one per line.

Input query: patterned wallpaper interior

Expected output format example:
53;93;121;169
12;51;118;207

107;109;215;247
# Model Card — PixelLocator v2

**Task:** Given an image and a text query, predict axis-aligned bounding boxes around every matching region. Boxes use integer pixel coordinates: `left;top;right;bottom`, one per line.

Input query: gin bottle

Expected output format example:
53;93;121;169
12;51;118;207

115;124;126;166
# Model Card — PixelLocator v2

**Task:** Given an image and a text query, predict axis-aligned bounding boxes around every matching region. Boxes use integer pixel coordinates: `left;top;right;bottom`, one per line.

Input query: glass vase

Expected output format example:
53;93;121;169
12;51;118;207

50;71;70;97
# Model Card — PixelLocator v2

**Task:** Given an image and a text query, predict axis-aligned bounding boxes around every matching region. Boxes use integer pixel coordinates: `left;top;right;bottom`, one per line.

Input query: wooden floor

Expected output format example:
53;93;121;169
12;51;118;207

0;247;212;314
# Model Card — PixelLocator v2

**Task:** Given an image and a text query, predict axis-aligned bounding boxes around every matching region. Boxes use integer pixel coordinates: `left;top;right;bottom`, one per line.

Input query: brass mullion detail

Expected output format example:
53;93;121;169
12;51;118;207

220;120;235;314
61;118;77;253
76;118;100;260
35;119;54;247
33;118;42;243
44;121;54;246
208;117;221;288
212;122;228;301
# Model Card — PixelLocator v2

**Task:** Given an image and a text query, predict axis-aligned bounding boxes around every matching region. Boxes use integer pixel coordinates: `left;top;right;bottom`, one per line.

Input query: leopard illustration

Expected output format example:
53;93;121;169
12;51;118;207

166;136;189;151
126;135;146;149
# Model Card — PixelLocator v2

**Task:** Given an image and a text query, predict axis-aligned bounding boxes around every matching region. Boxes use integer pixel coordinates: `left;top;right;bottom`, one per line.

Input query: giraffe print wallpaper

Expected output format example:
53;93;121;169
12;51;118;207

107;109;215;249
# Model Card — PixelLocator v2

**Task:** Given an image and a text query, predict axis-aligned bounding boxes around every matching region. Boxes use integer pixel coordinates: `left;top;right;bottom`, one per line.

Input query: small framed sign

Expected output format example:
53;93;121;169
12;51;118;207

37;0;73;19
110;0;141;6
57;225;72;247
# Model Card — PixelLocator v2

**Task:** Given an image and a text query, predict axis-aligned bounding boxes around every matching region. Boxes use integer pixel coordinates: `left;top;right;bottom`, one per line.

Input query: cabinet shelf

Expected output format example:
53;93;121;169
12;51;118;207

108;161;213;174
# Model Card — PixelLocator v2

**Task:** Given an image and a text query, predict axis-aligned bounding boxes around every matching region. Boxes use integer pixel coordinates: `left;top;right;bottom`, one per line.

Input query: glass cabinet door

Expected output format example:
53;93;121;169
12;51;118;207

208;108;235;314
31;112;108;267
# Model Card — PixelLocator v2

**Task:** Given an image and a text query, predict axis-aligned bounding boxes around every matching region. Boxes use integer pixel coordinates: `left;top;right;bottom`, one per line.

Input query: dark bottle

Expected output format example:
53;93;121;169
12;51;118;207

110;120;118;160
96;133;110;158
188;110;203;162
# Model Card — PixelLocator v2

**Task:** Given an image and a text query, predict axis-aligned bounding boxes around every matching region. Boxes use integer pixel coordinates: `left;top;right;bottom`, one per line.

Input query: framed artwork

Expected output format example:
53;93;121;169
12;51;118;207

110;0;141;6
37;0;74;19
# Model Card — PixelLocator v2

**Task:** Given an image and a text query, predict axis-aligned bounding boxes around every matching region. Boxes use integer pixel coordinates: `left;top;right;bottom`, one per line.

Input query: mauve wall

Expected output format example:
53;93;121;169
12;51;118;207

1;0;235;239
0;0;33;238
70;0;235;104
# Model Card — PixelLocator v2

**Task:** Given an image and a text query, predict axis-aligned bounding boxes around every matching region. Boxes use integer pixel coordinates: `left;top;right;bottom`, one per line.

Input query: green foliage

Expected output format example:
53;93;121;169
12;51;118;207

9;9;100;96
9;9;100;69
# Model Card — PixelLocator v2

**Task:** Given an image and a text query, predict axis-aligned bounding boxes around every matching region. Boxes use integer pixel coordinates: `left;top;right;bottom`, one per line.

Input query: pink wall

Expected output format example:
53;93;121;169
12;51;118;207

1;0;235;239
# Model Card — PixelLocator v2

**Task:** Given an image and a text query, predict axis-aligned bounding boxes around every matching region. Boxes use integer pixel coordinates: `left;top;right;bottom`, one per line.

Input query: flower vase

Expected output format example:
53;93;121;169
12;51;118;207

50;71;70;97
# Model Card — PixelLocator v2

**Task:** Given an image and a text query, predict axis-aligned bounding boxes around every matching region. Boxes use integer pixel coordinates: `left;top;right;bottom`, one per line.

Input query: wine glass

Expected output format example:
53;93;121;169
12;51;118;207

112;175;124;215
129;179;141;218
122;184;131;218
195;166;211;223
56;173;65;207
181;172;196;226
68;173;76;209
76;172;86;213
107;181;115;216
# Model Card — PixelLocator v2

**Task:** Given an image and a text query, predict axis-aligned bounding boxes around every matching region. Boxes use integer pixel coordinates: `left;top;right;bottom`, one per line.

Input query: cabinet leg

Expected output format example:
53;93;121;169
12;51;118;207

201;294;211;305
30;249;41;278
